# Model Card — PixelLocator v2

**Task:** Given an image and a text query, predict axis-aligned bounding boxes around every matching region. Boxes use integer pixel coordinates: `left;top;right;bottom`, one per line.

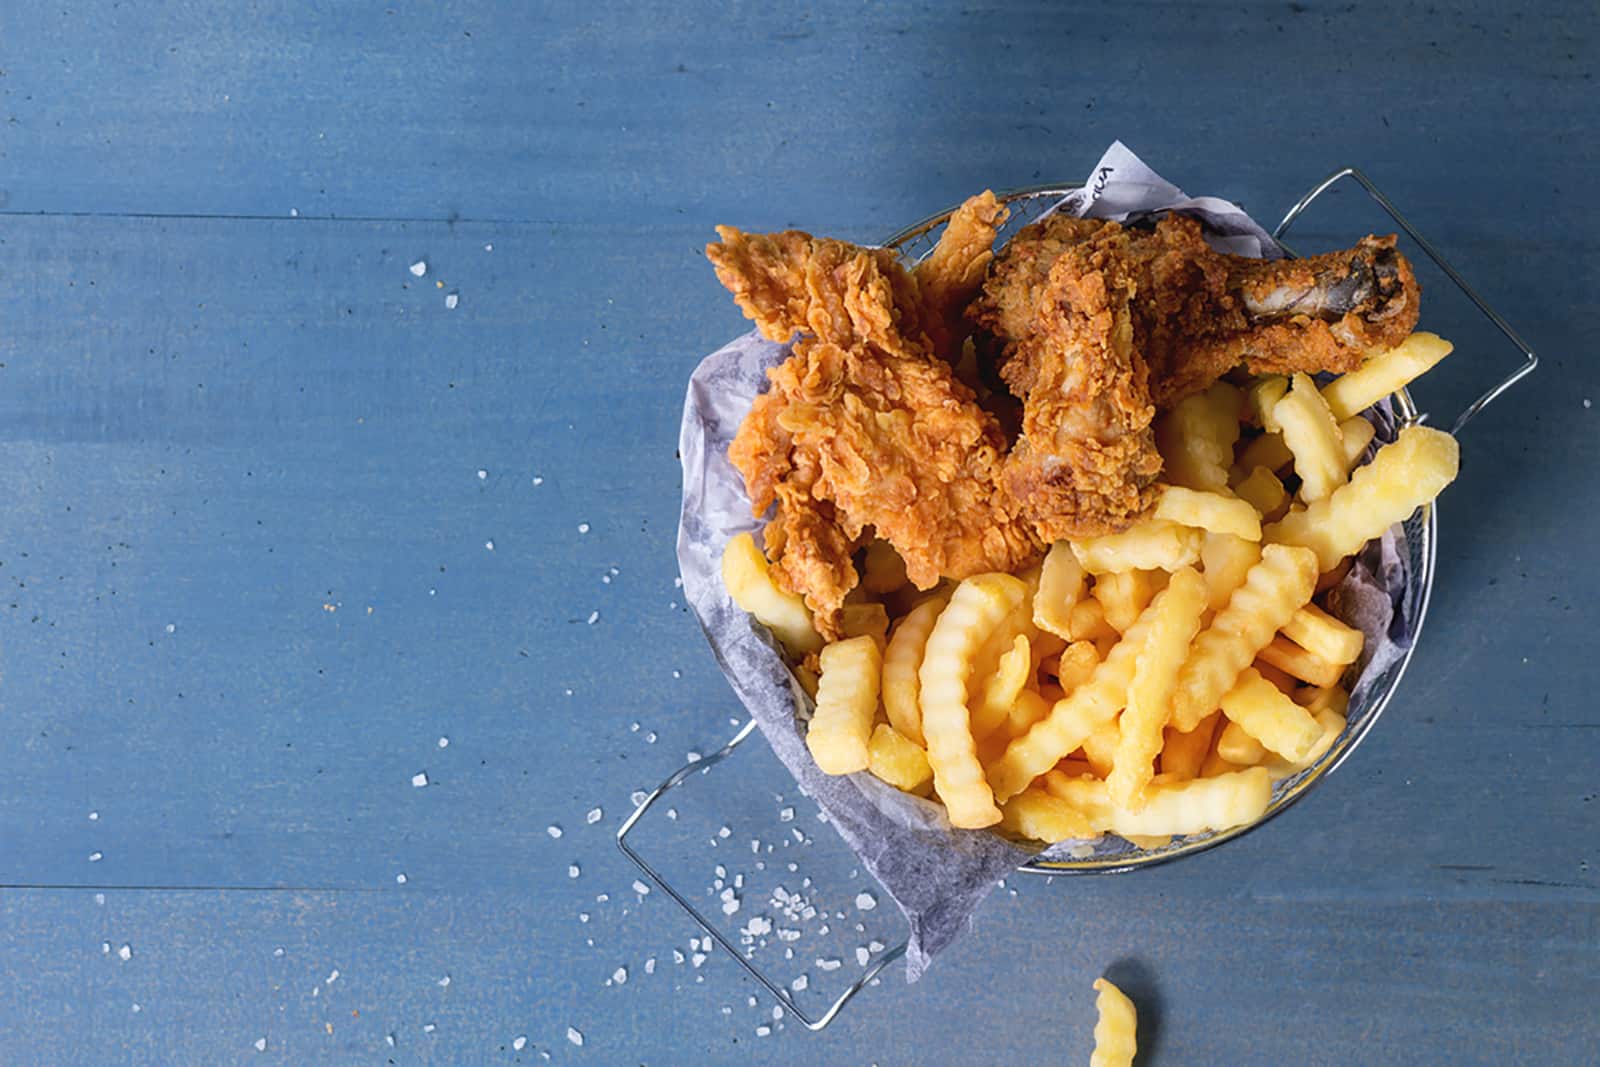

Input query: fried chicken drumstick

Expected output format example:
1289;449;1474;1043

709;199;1419;633
971;213;1418;541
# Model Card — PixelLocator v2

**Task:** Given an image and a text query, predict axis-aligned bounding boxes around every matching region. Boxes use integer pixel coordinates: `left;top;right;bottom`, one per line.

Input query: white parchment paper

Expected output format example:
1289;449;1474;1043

676;143;1417;981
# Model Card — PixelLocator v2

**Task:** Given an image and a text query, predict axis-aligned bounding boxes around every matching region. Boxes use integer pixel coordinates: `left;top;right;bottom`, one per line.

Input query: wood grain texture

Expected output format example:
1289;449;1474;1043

0;1;1595;1063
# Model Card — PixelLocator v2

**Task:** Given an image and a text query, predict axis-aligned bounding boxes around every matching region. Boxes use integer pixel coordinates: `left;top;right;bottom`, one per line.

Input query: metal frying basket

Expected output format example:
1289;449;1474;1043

619;169;1537;1028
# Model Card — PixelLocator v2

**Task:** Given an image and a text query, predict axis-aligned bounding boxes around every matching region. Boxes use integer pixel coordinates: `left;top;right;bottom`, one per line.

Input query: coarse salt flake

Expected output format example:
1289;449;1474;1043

586;807;603;824
547;824;563;838
566;1026;584;1047
410;260;427;277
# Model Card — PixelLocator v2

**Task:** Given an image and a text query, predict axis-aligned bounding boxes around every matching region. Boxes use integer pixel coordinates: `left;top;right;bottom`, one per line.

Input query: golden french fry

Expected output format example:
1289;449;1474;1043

805;636;882;775
1251;657;1300;695
721;532;823;655
1218;667;1323;762
1005;687;1053;739
1159;710;1219;779
1265;425;1460;572
1199;532;1262;616
1092;568;1167;631
1283;603;1365;666
986;572;1186;802
1122;833;1174;850
1107;568;1208;811
1000;786;1100;844
1215;719;1268;765
973;634;1032;740
1297;684;1350;718
1153;485;1262;541
1047;767;1273;837
793;663;819;700
1247;374;1289;431
1055;640;1101;694
1338;415;1377;471
1256;635;1344;688
1322;331;1453;421
1171;544;1318;731
866;722;933;794
1233;430;1294;481
859;539;909;594
1090;977;1139;1067
880;593;949;747
1200;752;1245;777
838;602;889;648
1276;372;1346;502
919;573;1027;828
1264;708;1347;780
1069;598;1119;645
1157;382;1243;492
1080;717;1121;779
1033;541;1087;639
1072;521;1203;575
1232;466;1288;523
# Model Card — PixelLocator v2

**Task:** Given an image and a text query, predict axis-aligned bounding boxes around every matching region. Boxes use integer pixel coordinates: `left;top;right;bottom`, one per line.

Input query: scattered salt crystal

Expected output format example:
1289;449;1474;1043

586;611;599;625
721;1006;732;1015
88;811;99;821
476;469;487;480
577;523;590;534
484;243;493;252
870;939;885;952
438;975;451;987
772;1005;783;1021
513;1036;527;1051
855;892;877;911
778;807;794;822
325;969;339;984
532;476;544;486
632;880;651;896
686;751;702;763
665;807;676;820
437;737;449;748
646;732;657;743
396;873;408;884
613;966;628;985
671;669;681;679
791;974;809;992
818;923;829;935
385;1033;396;1047
856;947;871;966
566;1027;584;1047
630;790;648;806
547;824;563;838
755;1025;771;1037
718;826;731;838
748;995;758;1007
784;947;794;959
101;941;110;954
254;1037;267;1052
423;1022;436;1034
715;865;727;878
644;957;656;975
777;928;799;942
131;1003;141;1013
1585;398;1593;409
721;898;741;916
410;260;427;277
672;950;685;964
94;893;105;905
595;893;609;903
89;851;103;862
630;722;640;732
586;807;603;824
165;623;176;633
272;947;284;957
444;292;459;310
412;772;429;788
118;944;132;961
485;540;495;551
568;864;580;879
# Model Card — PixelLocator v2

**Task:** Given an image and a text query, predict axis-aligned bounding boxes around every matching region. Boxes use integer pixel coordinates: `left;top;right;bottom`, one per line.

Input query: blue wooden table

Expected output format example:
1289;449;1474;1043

1;3;1595;1062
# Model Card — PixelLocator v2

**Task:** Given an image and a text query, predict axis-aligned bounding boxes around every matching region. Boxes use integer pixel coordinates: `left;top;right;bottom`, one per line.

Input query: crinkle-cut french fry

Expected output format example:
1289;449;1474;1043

1107;568;1208;811
1215;719;1268;765
721;532;823;655
1092;568;1167;631
1232;466;1288;523
1001;787;1100;844
1218;667;1324;762
1264;707;1347;780
1254;639;1344;687
1322;331;1454;421
1090;977;1139;1067
1033;541;1087;639
1247;374;1289;431
1282;604;1364;667
1297;683;1350;718
1157;382;1243;492
1047;767;1273;836
1338;415;1377;472
1153;485;1262;541
838;601;889;648
985;582;1178;803
1199;532;1262;616
974;634;1032;740
1005;687;1053;740
919;573;1027;828
880;593;949;747
1159;710;1219;779
805;636;882;774
1080;718;1121;779
1031;630;1068;672
1171;544;1319;730
1276;372;1346;502
1251;657;1300;695
1072;521;1203;576
859;539;909;594
1055;640;1102;695
1069;598;1119;644
1233;430;1294;483
1200;752;1246;777
866;722;933;794
1265;425;1460;572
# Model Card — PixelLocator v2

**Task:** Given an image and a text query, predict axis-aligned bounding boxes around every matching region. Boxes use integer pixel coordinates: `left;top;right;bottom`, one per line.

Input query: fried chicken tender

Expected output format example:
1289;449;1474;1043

711;199;1038;635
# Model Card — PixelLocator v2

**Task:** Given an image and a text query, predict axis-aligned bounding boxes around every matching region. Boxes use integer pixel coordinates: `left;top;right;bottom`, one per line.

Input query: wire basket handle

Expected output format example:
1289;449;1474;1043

616;718;908;1031
1272;167;1538;436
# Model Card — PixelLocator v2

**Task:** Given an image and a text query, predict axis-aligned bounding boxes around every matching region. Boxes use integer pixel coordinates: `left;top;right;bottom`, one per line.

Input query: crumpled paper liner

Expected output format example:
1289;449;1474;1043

677;142;1417;980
